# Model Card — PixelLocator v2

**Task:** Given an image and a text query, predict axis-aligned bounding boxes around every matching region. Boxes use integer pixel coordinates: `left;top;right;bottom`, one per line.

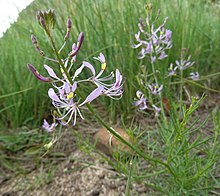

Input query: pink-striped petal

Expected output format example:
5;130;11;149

79;86;104;106
44;64;59;80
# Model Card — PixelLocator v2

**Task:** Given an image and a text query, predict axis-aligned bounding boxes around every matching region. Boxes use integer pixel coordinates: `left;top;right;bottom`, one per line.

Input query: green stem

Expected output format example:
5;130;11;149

46;30;73;85
171;75;220;93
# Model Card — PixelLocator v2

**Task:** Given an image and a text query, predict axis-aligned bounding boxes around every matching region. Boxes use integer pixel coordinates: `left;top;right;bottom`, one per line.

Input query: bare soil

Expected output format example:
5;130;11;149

0;93;220;196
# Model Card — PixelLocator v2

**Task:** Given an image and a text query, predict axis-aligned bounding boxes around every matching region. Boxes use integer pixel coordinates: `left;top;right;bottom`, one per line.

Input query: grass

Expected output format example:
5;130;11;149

0;0;219;128
0;0;220;194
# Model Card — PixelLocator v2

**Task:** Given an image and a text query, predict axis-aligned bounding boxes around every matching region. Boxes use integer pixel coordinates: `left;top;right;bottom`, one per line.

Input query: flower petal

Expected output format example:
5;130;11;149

79;86;104;106
72;82;77;92
83;61;96;76
27;64;51;82
44;64;60;80
72;64;85;81
48;88;62;102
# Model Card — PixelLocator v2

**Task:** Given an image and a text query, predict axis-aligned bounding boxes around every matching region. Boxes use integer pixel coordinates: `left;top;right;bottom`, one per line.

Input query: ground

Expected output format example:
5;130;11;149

0;93;220;195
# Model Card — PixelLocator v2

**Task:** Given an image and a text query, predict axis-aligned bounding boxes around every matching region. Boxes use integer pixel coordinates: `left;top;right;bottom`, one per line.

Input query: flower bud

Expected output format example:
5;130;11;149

40;16;46;29
64;18;72;41
35;9;56;32
67;17;72;29
31;35;45;56
27;64;51;82
69;32;84;57
31;34;37;45
145;3;153;12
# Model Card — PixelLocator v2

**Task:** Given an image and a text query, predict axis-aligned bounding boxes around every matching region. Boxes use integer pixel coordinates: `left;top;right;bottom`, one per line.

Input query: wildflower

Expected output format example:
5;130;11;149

168;63;178;76
189;72;200;81
148;83;163;95
48;82;104;125
175;55;195;70
42;119;58;132
103;69;123;98
152;104;161;116
133;90;148;110
69;32;84;58
73;53;124;98
133;15;172;61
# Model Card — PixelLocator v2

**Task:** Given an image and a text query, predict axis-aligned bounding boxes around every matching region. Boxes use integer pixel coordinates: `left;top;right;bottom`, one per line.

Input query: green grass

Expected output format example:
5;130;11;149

0;0;219;128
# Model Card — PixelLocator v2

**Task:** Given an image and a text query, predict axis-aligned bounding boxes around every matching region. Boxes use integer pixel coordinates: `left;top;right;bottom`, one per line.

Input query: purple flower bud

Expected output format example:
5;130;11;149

77;32;84;46
36;11;40;21
67;17;72;29
27;64;51;82
40;16;46;29
31;34;37;45
42;119;57;133
31;35;45;56
64;18;72;41
69;32;84;57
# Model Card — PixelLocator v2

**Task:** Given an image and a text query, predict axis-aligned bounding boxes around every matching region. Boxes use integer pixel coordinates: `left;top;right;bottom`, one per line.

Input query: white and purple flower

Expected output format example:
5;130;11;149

148;83;163;95
42;119;58;132
133;16;172;61
133;90;148;110
189;72;200;81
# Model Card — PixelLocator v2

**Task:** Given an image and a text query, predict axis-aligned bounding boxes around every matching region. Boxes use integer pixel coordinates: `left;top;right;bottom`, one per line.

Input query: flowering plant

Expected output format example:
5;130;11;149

27;9;123;131
132;4;199;116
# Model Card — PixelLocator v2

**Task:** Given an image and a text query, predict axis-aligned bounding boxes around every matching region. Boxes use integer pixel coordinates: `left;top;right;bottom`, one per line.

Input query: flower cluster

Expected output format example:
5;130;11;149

133;89;162;116
168;51;199;81
132;7;169;116
133;15;172;62
27;11;124;130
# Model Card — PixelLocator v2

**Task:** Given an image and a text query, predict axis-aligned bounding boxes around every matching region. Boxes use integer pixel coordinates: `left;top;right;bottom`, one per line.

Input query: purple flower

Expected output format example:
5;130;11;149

48;82;103;125
165;29;172;42
168;63;178;76
148;83;163;95
133;90;148;110
103;69;123;98
27;64;52;82
152;105;161;116
175;55;195;70
133;15;172;62
93;53;106;65
72;53;124;98
189;72;200;81
42;119;58;132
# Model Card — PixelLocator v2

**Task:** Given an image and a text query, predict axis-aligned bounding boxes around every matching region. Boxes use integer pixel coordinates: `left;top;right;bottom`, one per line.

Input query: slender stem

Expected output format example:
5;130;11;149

171;75;220;93
46;30;73;85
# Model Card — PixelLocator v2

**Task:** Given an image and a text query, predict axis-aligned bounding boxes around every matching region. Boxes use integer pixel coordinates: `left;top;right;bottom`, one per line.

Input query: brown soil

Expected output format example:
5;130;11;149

0;93;220;195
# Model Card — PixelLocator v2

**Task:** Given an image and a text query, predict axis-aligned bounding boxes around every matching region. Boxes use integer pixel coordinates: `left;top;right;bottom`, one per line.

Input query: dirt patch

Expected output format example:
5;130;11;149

0;150;149;196
0;93;219;195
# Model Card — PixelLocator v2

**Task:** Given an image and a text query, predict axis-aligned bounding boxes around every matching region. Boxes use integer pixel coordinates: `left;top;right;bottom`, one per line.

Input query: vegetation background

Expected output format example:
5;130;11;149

0;0;220;129
0;0;220;194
